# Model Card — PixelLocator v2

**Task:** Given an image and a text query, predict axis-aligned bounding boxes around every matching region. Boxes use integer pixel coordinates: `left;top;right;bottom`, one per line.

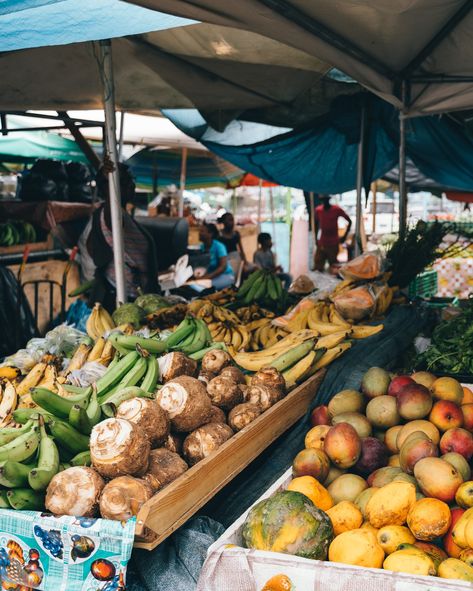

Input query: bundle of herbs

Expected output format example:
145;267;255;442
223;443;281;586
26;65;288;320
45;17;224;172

416;302;473;375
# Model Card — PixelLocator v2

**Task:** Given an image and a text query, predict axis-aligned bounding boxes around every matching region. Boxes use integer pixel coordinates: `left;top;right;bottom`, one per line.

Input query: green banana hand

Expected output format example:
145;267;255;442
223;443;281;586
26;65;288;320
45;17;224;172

70;450;91;467
7;488;44;511
0;419;35;446
95;350;139;397
163;316;194;349
108;333;167;355
28;417;60;491
49;420;90;454
109;356;148;394
0;490;9;508
0;461;32;488
31;387;90;419
100;386;153;417
69;404;93;435
140;356;159;393
0;423;39;463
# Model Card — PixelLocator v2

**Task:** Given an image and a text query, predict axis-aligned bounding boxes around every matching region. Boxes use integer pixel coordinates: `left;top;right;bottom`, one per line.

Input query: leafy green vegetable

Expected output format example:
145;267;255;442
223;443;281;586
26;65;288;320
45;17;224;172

416;303;473;374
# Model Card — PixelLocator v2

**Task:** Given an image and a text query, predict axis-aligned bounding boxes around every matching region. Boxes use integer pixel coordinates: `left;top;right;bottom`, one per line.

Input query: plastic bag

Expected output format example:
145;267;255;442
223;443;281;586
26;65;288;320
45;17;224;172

272;296;318;328
339;250;384;281
1;348;40;372
43;324;91;357
333;285;377;321
68;361;108;387
288;274;315;295
307;271;342;300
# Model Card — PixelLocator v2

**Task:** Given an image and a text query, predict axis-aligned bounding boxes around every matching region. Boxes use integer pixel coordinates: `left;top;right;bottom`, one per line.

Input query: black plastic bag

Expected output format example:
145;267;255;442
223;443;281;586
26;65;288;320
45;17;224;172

19;159;69;202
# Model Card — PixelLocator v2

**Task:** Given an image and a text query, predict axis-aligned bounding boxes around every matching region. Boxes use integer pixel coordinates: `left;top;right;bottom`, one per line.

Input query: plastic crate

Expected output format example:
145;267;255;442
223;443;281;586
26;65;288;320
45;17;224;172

408;269;438;299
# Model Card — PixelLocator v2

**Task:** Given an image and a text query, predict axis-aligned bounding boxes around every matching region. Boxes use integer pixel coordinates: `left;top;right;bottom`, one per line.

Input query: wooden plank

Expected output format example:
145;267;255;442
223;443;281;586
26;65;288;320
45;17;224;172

134;370;325;550
0;235;53;256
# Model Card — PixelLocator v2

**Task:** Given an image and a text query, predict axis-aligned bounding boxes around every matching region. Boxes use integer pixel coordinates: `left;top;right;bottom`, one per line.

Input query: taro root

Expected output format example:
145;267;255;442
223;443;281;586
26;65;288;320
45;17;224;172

164;433;183;455
219;366;246;385
46;467;105;517
116;397;169;447
198;369;216;387
207;375;243;410
250;368;285;396
143;448;188;492
207;405;227;424
156;376;212;432
228;402;262;432
244;383;282;411
201;349;232;374
183;422;233;465
158;352;197;382
99;476;153;521
90;418;150;478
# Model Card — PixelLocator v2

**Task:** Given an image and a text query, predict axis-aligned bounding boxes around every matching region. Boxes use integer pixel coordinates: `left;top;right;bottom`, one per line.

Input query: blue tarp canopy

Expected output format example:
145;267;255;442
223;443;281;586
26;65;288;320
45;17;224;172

164;93;473;193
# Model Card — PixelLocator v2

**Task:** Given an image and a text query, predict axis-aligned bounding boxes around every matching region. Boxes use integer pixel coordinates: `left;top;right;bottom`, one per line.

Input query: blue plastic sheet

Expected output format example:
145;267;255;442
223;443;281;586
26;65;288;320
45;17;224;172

0;0;195;51
165;94;473;193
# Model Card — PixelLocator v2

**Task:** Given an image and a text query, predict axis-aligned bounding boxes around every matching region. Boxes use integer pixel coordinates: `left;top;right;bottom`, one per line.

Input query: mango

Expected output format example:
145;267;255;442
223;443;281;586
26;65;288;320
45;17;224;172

383;547;436;576
460;548;473;568
456;480;473;509
287;475;333;511
452;507;473;548
397;420;440;448
326;501;363;536
328;528;384;568
327;473;367;504
305;425;330;451
328;389;365;417
414;457;463;503
407;498;451;541
354;487;379;519
438;557;473;581
365;481;416;528
377;525;415;554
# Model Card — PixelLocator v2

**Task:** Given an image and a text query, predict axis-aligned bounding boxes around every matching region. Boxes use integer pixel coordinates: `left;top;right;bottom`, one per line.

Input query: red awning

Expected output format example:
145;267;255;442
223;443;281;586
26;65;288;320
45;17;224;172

446;191;473;204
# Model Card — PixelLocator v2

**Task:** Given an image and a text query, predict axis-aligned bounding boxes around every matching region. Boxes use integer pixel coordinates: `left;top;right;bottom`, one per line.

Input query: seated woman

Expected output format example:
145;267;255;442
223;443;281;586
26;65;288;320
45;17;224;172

198;223;235;290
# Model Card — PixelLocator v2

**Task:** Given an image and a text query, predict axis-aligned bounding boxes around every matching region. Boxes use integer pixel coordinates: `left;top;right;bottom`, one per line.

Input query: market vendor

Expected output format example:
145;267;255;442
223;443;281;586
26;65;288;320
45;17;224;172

198;223;235;289
314;195;352;271
78;161;158;309
219;213;247;263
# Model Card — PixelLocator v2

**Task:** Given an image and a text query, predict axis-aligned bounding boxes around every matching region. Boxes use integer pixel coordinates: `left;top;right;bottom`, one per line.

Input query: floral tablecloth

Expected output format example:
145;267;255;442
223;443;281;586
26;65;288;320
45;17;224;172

434;258;473;298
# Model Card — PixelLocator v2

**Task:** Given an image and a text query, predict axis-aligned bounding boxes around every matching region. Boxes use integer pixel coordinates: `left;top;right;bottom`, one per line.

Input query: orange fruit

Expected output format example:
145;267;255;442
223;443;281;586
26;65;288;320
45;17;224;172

463;387;473;405
287;475;333;511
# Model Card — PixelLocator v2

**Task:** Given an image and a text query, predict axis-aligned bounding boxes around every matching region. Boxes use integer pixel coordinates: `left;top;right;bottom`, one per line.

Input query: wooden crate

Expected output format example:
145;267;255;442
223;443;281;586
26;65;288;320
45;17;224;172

134;370;325;550
0;234;53;256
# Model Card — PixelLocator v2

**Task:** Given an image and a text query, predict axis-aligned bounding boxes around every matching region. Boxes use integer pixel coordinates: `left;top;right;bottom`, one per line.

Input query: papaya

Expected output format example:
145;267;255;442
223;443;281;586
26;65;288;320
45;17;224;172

383;547;436;576
242;490;333;560
326;501;363;536
377;525;415;555
438;558;473;581
366;481;416;528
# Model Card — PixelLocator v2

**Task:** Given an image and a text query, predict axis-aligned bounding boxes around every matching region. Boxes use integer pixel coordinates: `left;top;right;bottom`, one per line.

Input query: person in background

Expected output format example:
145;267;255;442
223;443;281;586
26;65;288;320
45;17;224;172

198;223;235;289
314;194;352;272
78;160;158;310
253;232;292;290
218;212;247;263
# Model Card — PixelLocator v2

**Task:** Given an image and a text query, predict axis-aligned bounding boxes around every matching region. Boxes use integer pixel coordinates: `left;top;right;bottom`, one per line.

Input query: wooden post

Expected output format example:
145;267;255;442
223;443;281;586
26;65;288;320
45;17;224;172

178;147;188;217
371;181;378;234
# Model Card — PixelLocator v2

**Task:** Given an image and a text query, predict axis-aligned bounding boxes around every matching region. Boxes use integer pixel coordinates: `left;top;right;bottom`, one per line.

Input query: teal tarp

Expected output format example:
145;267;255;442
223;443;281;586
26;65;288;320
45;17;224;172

0;131;89;164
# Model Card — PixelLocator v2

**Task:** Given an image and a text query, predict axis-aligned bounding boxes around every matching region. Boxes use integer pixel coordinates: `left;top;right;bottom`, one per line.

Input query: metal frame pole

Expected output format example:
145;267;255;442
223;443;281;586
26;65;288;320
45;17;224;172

118;111;125;162
399;81;408;239
99;40;126;305
257;178;263;232
354;100;366;257
269;186;277;241
179;146;188;217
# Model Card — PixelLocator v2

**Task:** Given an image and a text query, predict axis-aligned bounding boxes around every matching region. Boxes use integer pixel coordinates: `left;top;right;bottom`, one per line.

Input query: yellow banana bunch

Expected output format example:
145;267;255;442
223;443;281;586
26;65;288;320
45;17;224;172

0;366;21;380
87;337;106;362
332;278;355;296
375;286;394;316
236;304;275;323
351;324;384;339
314;342;352;370
86;303;115;339
282;350;317;389
63;343;91;376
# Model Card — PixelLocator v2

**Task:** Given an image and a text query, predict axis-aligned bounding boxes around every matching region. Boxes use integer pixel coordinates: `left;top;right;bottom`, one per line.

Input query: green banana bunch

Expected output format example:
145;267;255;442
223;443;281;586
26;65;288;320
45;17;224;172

95;350;139;397
12;408;53;425
69;404;94;435
189;341;226;361
171;318;210;355
7;488;44;511
85;387;102;426
163;316;195;348
0;419;35;446
31;387;90;419
108;333;167;355
141;356;159;393
0;421;39;463
0;461;32;488
269;339;317;372
0;490;9;508
28;417;59;491
49;420;90;454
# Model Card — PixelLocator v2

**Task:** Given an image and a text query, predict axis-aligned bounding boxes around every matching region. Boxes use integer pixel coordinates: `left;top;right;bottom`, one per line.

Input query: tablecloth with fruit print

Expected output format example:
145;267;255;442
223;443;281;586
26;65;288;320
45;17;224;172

0;510;134;591
434;258;473;298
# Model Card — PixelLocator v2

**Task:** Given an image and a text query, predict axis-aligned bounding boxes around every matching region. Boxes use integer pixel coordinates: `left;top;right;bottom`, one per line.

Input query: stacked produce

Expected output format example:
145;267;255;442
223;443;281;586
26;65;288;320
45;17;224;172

236;269;286;310
242;368;473;583
0;220;38;247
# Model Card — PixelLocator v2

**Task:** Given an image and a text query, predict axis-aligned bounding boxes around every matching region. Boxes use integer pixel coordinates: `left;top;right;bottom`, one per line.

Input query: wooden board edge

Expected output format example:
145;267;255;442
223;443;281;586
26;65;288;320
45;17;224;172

134;369;325;550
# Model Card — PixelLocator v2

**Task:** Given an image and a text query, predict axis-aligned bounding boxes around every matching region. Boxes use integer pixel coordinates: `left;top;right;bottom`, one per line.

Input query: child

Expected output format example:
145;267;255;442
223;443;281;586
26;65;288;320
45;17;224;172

253;232;292;290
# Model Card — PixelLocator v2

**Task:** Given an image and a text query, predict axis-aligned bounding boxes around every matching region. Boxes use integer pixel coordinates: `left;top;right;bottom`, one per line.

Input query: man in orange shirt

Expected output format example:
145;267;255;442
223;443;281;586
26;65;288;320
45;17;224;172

314;195;352;271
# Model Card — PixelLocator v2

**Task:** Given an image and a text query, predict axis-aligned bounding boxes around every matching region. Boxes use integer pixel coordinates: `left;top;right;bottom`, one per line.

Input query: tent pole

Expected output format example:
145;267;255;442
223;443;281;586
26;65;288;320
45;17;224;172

118;111;125;162
399;81;408;239
355;100;366;257
269;186;277;241
99;40;126;305
371;181;377;235
179;146;188;217
257;178;263;232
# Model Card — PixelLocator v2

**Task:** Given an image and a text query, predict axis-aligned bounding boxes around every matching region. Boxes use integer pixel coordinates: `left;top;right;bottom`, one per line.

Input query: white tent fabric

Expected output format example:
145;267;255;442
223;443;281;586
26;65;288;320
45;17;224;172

127;0;473;116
